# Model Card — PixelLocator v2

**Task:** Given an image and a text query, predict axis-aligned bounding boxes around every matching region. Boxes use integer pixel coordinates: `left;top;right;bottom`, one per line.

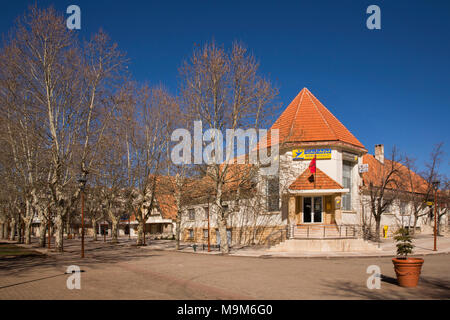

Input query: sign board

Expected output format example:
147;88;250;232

358;164;369;173
335;197;341;209
292;148;332;160
426;201;434;207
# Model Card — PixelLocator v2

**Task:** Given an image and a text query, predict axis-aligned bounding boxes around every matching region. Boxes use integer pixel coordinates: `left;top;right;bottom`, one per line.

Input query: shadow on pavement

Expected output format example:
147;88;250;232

0;240;162;277
320;275;450;299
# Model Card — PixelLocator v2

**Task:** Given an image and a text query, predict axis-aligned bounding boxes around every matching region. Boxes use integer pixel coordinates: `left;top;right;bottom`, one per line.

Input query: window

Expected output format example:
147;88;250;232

384;199;393;213
400;201;408;215
203;229;209;239
267;176;280;211
188;209;195;221
188;229;194;239
342;161;353;210
204;207;209;220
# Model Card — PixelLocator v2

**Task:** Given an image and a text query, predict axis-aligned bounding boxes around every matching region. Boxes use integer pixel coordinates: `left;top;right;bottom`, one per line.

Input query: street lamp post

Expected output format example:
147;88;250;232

78;176;87;258
432;180;440;252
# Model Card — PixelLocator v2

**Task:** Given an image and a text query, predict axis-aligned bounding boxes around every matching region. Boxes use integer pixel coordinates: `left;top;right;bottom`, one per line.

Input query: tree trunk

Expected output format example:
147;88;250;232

24;218;33;244
17;222;23;243
216;183;229;254
175;217;181;250
23;200;33;244
136;220;144;245
92;219;98;241
111;219;119;243
66;212;71;239
412;214;418;235
437;214;443;236
375;217;381;242
39;222;46;247
54;214;64;252
0;223;4;239
37;208;47;247
9;219;16;241
217;216;229;253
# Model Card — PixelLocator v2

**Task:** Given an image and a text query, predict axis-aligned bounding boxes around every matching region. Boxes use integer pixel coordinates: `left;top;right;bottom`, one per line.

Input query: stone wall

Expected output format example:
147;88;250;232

182;225;288;246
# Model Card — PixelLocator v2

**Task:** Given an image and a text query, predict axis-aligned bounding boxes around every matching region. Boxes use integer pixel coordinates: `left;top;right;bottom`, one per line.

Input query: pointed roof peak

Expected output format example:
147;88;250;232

289;167;343;190
270;88;366;150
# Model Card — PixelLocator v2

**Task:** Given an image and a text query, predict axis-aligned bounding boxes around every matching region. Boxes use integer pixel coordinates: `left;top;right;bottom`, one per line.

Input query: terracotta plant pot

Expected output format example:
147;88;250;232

392;257;424;287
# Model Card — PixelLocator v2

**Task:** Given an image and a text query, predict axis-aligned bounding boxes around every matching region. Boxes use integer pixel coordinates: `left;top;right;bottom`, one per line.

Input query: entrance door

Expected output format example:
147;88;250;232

303;197;323;223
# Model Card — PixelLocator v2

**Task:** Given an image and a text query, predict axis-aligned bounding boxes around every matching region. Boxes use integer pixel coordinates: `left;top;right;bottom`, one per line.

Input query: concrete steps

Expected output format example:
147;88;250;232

293;225;356;239
268;238;382;253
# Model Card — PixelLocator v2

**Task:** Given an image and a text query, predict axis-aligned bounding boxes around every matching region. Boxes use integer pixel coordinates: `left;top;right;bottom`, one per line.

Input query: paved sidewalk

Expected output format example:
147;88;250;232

136;234;450;258
7;234;450;259
1;239;449;299
228;235;450;258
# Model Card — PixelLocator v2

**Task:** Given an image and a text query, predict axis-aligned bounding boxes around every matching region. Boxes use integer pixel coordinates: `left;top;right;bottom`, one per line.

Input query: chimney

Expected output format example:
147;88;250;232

375;144;384;164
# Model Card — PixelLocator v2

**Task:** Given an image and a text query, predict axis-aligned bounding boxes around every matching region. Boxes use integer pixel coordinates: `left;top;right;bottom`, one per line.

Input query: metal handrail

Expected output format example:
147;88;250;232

293;224;358;239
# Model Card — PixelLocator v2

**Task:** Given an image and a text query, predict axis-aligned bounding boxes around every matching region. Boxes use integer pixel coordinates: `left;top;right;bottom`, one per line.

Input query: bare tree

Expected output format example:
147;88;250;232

363;147;403;241
83;186;105;241
170;168;189;250
402;156;431;234
122;85;178;245
179;41;277;253
0;6;127;251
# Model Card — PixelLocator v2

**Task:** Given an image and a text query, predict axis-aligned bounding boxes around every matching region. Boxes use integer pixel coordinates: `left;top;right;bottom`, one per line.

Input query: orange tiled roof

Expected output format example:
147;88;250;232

289;167;343;190
362;154;430;194
263;88;365;150
155;193;177;220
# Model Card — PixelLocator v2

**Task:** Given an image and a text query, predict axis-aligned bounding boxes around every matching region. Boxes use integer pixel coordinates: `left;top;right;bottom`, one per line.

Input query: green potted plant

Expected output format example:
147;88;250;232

392;227;424;287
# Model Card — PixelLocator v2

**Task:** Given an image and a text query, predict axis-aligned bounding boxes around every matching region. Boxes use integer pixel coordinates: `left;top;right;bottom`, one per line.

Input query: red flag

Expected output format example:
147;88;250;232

309;155;316;174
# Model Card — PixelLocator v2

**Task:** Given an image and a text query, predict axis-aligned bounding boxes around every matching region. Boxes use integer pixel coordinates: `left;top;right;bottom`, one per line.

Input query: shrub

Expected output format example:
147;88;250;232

394;227;414;258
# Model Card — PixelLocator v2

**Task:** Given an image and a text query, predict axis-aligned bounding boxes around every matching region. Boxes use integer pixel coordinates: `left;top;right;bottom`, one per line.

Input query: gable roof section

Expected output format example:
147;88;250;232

155;193;177;220
264;88;365;150
289;167;343;190
362;154;430;194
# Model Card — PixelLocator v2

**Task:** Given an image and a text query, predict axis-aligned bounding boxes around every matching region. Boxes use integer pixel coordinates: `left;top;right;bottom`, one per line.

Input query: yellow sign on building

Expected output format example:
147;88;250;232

292;148;332;160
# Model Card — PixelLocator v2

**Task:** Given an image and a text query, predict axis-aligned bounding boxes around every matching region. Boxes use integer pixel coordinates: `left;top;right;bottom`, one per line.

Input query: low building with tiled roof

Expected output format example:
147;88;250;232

179;88;446;247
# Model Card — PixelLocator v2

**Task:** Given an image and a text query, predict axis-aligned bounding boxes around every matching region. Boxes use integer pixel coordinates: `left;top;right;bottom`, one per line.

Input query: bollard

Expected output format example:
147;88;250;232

383;225;388;239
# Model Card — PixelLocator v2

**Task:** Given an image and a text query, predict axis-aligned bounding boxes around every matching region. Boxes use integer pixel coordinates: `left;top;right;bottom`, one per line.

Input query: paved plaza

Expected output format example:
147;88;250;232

0;236;449;300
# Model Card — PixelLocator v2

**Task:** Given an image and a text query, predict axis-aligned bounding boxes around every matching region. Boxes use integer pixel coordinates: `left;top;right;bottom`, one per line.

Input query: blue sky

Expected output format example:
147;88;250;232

1;0;449;177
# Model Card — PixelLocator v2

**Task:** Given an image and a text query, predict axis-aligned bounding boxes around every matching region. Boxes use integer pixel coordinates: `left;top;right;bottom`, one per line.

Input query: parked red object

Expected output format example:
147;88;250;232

392;258;424;287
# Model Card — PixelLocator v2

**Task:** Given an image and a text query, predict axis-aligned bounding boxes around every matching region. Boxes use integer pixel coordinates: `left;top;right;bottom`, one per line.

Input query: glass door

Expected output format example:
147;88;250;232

303;197;323;223
313;197;322;223
303;197;312;223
